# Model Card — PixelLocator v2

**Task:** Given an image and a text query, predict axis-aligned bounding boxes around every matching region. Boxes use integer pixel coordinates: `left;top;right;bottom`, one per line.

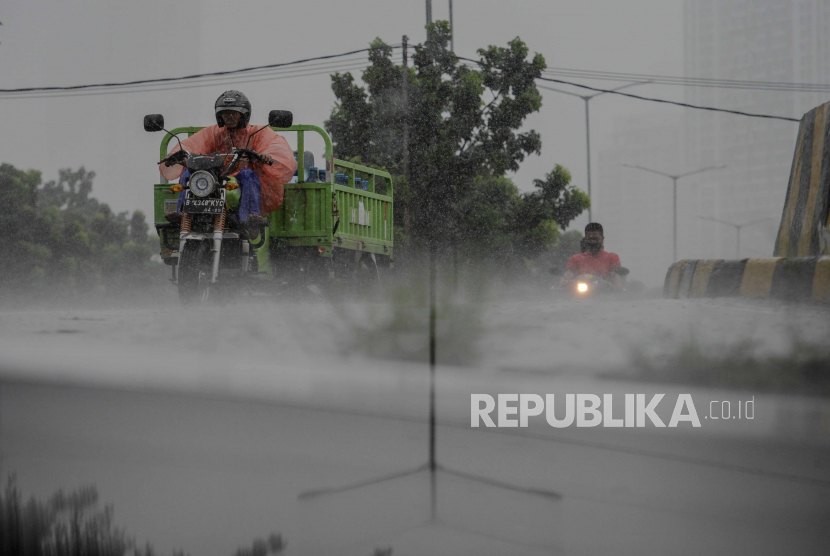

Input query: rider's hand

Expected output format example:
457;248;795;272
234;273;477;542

259;153;273;165
162;151;185;167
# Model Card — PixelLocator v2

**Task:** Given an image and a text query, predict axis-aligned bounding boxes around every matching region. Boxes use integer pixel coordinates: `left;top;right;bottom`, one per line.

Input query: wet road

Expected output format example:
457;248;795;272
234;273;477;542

1;297;829;555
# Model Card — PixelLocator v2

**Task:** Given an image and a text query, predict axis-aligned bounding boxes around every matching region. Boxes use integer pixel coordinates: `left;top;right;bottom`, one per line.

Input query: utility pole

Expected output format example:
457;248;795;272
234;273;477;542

539;81;651;223
402;36;410;181
426;0;433;33
449;0;454;51
623;163;726;262
402;36;411;239
698;215;772;258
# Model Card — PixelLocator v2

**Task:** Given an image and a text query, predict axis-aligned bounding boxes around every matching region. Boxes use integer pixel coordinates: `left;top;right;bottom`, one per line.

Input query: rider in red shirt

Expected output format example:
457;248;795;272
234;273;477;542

559;222;623;290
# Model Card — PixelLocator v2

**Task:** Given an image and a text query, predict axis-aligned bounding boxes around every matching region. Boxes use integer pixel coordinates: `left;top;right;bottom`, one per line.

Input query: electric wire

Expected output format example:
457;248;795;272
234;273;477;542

0;46;804;121
0;55;401;98
0;45;403;93
535;78;799;122
0;56;402;100
457;56;798;122
542;67;830;93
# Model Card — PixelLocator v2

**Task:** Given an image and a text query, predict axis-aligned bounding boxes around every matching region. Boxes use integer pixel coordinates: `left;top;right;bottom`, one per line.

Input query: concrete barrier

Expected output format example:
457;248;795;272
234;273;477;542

663;102;830;302
774;101;830;257
664;257;830;302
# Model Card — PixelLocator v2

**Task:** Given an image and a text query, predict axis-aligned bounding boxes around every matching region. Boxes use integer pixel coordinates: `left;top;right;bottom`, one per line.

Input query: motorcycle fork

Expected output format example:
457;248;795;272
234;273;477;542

175;212;193;284
210;190;227;284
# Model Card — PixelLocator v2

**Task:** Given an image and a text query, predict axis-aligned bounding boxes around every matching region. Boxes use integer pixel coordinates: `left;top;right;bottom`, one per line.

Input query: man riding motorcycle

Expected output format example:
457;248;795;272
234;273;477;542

559;222;623;291
159;90;297;230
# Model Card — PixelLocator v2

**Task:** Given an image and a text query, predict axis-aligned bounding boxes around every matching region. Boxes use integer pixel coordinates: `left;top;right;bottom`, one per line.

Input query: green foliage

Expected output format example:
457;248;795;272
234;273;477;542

335;269;486;366
544;230;585;273
231;534;285;556
0;474;298;556
0;475;132;556
325;23;587;262
629;333;830;395
0;163;159;298
457;168;588;264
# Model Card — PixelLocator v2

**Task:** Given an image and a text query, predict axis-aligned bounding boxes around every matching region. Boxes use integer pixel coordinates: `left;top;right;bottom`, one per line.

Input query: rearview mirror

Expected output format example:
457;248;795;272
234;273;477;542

268;110;293;128
615;266;630;276
144;114;165;132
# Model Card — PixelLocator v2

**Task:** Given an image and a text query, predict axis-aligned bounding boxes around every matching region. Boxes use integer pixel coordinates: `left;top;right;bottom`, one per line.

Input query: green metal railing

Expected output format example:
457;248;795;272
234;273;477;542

157;125;392;194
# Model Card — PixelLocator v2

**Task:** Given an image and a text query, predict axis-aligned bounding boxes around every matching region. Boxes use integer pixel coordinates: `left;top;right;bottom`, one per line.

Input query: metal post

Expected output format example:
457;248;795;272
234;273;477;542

402;36;409;180
449;0;454;51
426;0;432;28
402;36;411;240
428;240;437;519
429;244;436;470
697;216;767;259
538;82;651;225
623;164;726;265
672;177;677;263
585;99;592;223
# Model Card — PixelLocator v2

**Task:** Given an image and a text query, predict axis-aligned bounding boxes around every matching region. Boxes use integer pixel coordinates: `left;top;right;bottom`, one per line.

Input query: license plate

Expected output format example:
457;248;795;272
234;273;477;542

183;198;225;214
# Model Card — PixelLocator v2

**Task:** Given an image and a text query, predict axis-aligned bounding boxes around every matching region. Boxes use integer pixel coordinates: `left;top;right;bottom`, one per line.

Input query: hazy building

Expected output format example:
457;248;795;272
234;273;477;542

683;0;830;259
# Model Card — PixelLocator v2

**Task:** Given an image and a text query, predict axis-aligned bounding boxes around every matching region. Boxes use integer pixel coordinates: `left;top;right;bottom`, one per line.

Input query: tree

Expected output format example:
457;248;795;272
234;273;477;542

129;210;150;244
0;476;131;556
513;165;590;259
327;23;546;245
326;23;587;260
231;533;285;556
0;163;158;296
544;229;585;275
456;167;588;265
0;163;44;280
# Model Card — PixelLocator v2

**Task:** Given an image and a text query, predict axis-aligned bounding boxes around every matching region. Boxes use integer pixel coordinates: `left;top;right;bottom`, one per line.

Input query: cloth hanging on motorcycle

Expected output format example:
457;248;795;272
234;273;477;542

176;169;261;222
160;124;297;214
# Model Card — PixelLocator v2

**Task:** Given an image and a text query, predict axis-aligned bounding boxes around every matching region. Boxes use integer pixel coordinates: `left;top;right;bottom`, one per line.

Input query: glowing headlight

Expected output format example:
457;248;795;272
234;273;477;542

577;282;589;293
188;170;216;198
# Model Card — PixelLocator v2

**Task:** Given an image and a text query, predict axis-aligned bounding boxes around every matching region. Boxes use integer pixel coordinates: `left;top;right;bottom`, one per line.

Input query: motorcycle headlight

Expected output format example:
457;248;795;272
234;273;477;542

577;282;589;293
188;170;216;198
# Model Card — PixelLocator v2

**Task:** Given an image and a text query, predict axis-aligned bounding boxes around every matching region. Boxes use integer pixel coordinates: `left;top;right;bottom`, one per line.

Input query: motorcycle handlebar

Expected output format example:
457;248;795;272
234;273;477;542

236;148;273;166
159;149;273;167
159;149;188;166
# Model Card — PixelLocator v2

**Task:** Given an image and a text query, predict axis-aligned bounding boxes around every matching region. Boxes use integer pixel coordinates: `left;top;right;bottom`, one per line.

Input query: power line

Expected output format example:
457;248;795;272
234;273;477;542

0;45;403;94
536;78;799;122
0;56;402;100
543;67;830;93
0;46;804;122
457;56;799;121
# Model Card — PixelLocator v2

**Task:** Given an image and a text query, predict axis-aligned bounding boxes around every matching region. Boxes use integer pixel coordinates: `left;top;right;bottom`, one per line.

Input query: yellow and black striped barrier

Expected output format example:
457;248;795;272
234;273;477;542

667;101;830;302
664;257;830;302
774;101;830;257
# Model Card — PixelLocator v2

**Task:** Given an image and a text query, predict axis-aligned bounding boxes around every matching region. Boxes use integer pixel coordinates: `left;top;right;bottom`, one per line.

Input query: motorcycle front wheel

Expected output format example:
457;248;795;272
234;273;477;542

177;240;212;305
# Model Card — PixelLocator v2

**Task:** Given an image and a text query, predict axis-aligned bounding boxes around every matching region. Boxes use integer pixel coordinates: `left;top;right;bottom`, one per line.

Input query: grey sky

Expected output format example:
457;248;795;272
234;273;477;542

1;0;684;224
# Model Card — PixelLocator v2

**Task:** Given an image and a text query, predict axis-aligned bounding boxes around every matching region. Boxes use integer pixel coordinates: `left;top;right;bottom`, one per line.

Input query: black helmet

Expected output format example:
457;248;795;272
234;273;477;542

215;90;251;128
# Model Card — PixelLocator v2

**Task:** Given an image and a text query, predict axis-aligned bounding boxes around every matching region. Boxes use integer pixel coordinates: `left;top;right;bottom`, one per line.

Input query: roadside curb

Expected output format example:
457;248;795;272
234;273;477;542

664;256;830;301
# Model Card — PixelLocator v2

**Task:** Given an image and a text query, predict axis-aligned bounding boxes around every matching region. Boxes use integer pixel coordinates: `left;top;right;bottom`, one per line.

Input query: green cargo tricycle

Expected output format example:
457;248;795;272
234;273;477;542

145;111;393;304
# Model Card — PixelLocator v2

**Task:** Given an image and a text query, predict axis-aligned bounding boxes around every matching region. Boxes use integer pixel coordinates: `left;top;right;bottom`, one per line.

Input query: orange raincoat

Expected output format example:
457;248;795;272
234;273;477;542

159;124;297;214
